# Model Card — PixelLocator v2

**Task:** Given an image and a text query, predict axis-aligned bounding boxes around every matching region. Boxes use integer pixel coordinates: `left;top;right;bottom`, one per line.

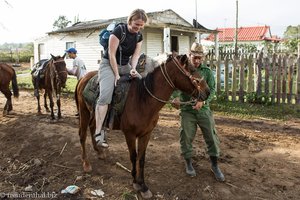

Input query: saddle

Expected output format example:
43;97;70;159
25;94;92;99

32;59;50;80
83;54;148;129
83;74;132;130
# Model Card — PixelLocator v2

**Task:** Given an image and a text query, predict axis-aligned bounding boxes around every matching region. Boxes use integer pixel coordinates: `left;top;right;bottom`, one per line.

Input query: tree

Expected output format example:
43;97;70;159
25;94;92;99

283;25;300;53
53;15;71;30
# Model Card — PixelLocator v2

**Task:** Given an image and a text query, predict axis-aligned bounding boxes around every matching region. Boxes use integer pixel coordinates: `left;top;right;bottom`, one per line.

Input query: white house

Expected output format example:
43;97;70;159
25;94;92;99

34;9;216;71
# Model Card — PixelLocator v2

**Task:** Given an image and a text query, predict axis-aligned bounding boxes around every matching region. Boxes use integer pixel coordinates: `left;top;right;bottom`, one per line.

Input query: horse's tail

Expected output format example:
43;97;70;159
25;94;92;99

74;78;80;112
11;68;19;98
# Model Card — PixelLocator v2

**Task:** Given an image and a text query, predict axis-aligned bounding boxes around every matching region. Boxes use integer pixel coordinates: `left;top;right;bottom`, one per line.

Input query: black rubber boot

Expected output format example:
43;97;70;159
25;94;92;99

210;156;225;182
185;158;196;177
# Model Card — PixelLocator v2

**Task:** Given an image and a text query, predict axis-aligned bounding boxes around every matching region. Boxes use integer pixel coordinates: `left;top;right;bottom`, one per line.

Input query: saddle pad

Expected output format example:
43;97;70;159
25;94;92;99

83;74;99;107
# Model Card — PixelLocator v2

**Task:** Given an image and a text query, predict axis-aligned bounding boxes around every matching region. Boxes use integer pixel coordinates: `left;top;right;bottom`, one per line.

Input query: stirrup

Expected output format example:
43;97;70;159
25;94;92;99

94;130;109;148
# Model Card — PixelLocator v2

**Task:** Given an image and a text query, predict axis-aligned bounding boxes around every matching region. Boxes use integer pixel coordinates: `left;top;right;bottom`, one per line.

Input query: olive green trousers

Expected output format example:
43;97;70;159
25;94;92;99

179;108;220;159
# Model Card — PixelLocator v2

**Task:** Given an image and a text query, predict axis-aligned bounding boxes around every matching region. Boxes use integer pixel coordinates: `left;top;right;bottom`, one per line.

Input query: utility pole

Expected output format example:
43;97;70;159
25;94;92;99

234;0;239;57
297;25;300;58
195;0;197;25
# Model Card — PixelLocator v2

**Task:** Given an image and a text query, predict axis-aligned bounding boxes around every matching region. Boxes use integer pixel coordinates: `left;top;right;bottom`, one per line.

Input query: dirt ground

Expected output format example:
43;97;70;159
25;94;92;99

0;86;300;200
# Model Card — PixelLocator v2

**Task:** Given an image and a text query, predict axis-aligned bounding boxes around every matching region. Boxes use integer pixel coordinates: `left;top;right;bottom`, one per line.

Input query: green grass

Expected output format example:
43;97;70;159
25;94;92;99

121;191;137;200
210;99;300;120
15;69;31;74
17;76;34;89
17;75;78;95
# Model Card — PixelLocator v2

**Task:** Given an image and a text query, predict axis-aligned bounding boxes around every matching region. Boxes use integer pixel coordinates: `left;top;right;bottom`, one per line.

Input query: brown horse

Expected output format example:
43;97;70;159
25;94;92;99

0;63;19;116
75;54;210;198
32;54;67;120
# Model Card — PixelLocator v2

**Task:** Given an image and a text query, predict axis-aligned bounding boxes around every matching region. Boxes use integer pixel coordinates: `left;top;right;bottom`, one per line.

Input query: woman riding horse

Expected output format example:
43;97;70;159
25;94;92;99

75;54;210;198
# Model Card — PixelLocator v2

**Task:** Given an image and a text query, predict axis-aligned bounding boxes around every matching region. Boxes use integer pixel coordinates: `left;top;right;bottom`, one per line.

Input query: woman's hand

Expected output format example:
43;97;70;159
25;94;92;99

130;68;137;77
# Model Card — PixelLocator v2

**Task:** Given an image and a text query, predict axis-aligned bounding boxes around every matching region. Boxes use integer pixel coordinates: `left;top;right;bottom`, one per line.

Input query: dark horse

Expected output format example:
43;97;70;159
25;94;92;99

0;63;19;116
75;54;210;198
32;54;68;119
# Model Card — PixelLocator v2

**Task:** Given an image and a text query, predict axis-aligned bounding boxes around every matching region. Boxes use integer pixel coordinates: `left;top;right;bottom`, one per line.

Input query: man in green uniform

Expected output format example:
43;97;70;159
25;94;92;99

172;42;225;182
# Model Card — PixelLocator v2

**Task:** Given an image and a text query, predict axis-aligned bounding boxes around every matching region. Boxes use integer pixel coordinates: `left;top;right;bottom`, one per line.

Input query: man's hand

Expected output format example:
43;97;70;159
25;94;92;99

171;97;180;109
192;101;204;110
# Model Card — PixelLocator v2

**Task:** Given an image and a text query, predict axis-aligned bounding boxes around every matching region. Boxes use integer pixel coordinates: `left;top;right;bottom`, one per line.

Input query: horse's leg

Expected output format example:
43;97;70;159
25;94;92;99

1;87;12;116
124;133;139;189
36;90;42;114
79;107;92;172
136;133;153;199
48;91;55;120
7;97;13;112
44;92;50;112
57;94;61;119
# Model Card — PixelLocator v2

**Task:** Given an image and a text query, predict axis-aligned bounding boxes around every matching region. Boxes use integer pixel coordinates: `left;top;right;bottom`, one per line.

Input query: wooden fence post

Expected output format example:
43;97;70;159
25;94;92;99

232;57;238;102
282;55;287;103
277;55;282;104
216;58;221;95
224;55;230;100
264;56;270;97
287;56;294;104
296;56;300;104
239;55;245;103
271;53;277;103
247;54;254;94
256;51;263;96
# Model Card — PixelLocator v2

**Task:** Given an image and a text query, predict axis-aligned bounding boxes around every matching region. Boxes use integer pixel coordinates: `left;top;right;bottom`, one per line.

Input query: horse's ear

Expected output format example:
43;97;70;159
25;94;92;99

171;51;178;58
180;54;188;64
50;54;55;60
63;53;66;59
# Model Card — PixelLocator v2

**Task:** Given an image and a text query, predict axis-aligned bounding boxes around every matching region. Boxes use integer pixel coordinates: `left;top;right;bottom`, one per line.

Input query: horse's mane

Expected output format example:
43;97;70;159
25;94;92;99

139;53;168;77
134;54;170;104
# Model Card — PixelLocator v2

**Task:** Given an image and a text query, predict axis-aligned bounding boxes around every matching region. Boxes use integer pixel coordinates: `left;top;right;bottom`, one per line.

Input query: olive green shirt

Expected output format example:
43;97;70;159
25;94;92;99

172;64;215;113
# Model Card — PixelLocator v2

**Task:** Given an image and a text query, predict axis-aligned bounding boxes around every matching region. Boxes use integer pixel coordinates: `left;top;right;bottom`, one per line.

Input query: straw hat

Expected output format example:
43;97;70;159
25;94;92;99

190;42;204;56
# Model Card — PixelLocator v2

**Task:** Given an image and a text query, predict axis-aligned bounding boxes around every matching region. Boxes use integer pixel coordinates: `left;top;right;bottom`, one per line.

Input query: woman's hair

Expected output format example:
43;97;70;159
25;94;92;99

127;9;148;24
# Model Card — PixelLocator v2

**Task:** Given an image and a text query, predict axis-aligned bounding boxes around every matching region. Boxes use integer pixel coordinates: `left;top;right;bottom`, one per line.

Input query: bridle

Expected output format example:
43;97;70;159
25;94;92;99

49;58;67;98
143;55;204;105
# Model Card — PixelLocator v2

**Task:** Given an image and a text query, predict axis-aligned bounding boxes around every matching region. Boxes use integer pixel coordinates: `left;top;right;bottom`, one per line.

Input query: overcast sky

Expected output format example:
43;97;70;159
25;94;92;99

0;0;299;44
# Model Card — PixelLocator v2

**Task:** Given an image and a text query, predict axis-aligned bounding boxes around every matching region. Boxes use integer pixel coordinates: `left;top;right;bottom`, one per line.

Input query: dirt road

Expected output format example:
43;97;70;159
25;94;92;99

0;91;299;200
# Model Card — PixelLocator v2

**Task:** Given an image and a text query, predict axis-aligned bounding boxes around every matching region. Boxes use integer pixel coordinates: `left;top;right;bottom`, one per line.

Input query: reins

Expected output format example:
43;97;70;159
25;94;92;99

143;56;200;106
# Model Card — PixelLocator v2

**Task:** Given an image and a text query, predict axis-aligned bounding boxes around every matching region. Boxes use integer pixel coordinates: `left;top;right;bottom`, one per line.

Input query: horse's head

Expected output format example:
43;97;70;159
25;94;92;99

165;53;210;102
50;54;68;88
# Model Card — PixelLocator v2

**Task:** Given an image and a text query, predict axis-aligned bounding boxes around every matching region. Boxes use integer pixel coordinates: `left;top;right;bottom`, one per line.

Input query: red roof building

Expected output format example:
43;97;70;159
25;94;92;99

206;26;281;43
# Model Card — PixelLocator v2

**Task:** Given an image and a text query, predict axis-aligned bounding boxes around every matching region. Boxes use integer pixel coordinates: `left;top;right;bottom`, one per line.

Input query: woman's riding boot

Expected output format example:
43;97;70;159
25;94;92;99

94;104;109;148
185;158;196;177
210;156;225;182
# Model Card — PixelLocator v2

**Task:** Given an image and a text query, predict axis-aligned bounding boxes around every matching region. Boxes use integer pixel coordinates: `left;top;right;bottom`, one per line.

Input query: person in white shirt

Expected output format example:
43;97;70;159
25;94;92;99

65;47;87;116
65;48;87;80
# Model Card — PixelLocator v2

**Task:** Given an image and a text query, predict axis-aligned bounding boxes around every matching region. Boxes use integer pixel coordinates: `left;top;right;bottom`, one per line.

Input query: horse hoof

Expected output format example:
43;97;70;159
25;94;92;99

83;164;92;173
140;190;153;199
133;183;142;191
